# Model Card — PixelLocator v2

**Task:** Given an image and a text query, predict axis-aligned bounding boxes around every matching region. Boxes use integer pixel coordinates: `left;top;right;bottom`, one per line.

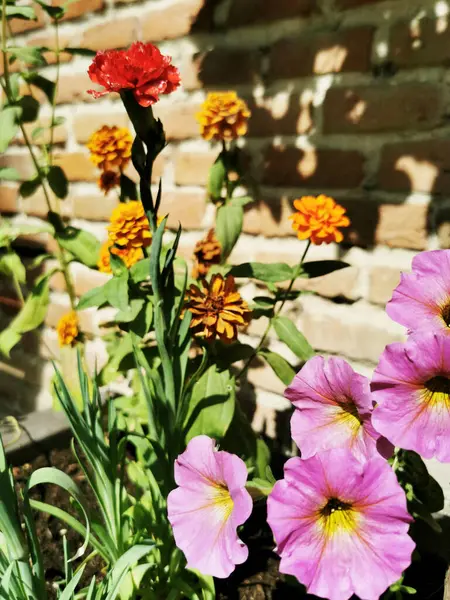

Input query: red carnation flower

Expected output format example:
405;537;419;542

87;42;181;107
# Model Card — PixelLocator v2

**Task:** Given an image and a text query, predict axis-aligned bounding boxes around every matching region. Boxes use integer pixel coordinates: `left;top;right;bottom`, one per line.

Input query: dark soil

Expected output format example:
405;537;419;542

13;447;448;600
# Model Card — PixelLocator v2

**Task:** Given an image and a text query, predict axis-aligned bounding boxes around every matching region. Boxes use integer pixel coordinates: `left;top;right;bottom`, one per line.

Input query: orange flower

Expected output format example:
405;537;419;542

107;200;152;251
87;125;132;171
97;240;144;274
98;170;120;195
197;92;251;141
185;274;251;343
192;229;222;279
57;311;79;347
290;195;350;245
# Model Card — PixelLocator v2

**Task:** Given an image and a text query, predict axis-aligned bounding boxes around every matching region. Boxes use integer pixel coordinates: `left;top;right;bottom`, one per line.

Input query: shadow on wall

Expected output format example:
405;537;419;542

188;0;450;252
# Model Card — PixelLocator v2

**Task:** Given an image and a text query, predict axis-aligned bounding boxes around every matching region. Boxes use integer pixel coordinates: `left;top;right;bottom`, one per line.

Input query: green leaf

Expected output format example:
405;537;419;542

47;165;68;199
302;260;351;279
17;95;39;122
130;258;150;283
0;106;20;153
3;6;36;19
108;251;127;277
104;274;129;311
185;365;236;442
63;47;97;57
115;298;144;323
215;341;255;366
23;73;55;103
0;274;50;357
77;284;107;310
273;315;314;361
0;251;26;283
19;176;41;198
259;348;296;386
207;155;226;200
410;500;442;533
229;262;294;283
8;46;47;66
216;200;244;261
119;173;138;201
0;167;20;181
56;226;100;267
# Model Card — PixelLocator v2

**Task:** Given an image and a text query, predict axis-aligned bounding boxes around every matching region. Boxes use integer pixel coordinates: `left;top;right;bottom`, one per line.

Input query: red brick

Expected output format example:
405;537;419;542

0;154;35;180
9;3;45;34
336;0;385;7
324;84;442;134
0;186;18;213
73;112;130;144
153;103;202;140
262;146;365;189
56;73;94;104
72;194;118;221
142;0;205;42
378;140;450;194
53;153;97;182
269;27;373;81
243;195;295;237
227;0;316;27
161;189;208;230
388;17;450;69
341;199;428;250
22;189;71;218
181;49;260;90
81;17;137;51
247;93;313;137
369;266;402;305
52;0;104;21
174;152;216;186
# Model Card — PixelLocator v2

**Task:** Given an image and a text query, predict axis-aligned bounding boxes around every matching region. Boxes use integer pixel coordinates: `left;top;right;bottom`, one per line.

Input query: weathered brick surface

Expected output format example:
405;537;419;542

247;94;314;136
153;103;202;140
161;189;208;230
262;146;365;189
182;49;260;90
81;17;137;50
52;0;105;21
142;0;205;42
53;153;97;182
73;112;130;144
389;17;450;69
56;73;95;104
368;266;402;305
0;186;18;213
9;4;45;34
26;32;74;65
174;151;216;186
378;140;450;194
227;0;316;26
324;84;442;134
269;27;374;81
0;154;35;181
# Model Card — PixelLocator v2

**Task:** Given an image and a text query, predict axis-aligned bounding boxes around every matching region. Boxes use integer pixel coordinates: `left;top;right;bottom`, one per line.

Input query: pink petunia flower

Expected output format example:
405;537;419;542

267;450;415;600
372;332;450;462
285;355;392;461
387;249;450;334
167;435;252;578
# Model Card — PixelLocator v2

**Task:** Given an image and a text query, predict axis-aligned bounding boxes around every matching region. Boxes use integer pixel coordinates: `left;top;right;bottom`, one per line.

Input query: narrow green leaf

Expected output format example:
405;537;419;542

19;177;41;198
302;260;351;279
216;201;244;261
63;47;97;57
57;226;101;267
4;6;36;19
259;349;296;386
8;46;47;66
47;165;68;199
207;155;226;200
273;315;314;361
229;262;294;283
0;167;20;181
77;284;107;310
115;298;144;323
0;106;20;153
0;251;26;283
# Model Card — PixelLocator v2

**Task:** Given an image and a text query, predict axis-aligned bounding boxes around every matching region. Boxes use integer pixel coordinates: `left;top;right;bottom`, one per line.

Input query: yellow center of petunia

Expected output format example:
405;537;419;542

319;497;357;536
441;303;450;327
211;484;234;521
422;376;450;408
336;400;362;433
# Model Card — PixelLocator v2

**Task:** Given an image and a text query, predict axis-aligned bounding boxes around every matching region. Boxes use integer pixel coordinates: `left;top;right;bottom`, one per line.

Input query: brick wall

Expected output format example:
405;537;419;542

1;0;450;433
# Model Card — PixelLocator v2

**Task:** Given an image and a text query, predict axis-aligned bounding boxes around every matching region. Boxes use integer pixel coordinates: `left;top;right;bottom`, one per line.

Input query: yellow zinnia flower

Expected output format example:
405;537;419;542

290;195;350;245
192;229;222;279
197;92;251;141
57;311;79;347
87;125;132;172
97;240;144;274
107;200;152;251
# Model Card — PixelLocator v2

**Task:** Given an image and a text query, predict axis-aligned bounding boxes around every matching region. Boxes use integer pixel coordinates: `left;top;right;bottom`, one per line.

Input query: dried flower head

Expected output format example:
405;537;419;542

197;92;251;141
97;240;144;274
57;311;79;347
192;229;222;279
185;274;251;343
87;125;132;172
290;195;350;245
88;42;181;107
98;170;121;195
107;200;151;251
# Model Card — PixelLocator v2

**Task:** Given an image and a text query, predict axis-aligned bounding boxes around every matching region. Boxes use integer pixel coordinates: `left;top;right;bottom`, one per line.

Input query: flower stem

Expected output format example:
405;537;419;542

0;7;77;311
238;240;312;379
48;18;60;165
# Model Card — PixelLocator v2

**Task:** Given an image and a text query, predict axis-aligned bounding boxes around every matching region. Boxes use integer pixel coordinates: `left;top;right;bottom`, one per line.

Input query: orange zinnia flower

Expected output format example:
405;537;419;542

192;229;222;279
290;195;350;245
185;274;251;343
87;125;132;172
57;311;79;347
107;200;152;251
197;92;251;141
97;240;144;273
